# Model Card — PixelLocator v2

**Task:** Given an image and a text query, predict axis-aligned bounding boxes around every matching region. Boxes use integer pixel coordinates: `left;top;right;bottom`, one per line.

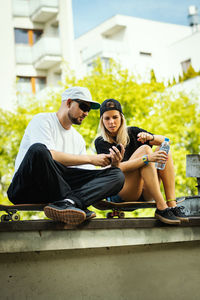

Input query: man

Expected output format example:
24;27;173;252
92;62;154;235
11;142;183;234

7;86;125;226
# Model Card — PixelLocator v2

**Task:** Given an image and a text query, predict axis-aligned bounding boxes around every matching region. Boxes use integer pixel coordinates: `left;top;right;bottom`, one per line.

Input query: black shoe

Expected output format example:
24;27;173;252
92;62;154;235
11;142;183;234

85;209;96;220
155;208;180;225
44;199;86;225
171;206;189;222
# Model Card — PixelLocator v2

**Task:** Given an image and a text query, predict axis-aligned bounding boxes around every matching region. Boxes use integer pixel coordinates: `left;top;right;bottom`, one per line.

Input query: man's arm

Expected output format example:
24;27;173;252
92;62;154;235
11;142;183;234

50;150;111;167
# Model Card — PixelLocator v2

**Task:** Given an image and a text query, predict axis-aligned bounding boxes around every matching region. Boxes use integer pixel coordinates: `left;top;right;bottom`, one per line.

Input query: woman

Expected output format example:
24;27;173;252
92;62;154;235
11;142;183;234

95;98;188;225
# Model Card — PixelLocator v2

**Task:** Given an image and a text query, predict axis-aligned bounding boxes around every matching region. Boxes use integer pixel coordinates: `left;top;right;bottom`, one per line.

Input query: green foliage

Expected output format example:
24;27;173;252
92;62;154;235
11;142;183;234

0;59;199;220
182;64;199;81
178;64;199;83
150;69;157;83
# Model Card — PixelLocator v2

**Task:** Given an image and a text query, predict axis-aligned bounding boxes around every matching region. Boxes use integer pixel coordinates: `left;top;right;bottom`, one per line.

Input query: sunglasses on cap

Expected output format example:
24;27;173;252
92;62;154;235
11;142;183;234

73;99;91;112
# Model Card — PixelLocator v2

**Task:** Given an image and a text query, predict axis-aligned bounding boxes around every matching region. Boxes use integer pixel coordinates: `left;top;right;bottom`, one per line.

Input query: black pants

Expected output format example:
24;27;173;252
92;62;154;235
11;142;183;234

7;143;125;210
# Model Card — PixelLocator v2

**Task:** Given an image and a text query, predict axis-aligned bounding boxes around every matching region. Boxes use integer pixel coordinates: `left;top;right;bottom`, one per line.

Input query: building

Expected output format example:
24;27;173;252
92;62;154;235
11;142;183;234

1;2;200;110
75;10;200;84
0;0;75;109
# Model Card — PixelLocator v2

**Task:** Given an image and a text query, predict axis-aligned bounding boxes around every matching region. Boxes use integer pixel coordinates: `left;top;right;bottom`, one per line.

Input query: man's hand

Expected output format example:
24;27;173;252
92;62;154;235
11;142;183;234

109;144;125;167
137;132;154;144
90;154;111;167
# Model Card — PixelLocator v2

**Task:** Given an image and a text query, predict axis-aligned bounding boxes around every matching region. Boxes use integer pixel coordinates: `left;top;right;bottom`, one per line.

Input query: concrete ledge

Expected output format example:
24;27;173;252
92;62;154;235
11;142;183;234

1;217;200;254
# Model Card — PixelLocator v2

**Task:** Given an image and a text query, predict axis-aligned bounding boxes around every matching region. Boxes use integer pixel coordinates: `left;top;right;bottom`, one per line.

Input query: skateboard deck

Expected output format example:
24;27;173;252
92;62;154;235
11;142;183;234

93;197;186;219
0;203;46;222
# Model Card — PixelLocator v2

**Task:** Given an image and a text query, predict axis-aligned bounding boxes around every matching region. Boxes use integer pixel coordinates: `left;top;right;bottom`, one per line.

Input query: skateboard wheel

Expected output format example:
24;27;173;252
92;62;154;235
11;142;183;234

119;212;125;219
12;213;20;221
1;214;11;222
106;212;113;219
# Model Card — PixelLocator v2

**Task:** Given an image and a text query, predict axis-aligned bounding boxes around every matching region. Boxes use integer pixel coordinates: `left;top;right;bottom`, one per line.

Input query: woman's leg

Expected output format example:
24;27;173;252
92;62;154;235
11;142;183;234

118;145;188;223
119;145;168;210
157;151;176;207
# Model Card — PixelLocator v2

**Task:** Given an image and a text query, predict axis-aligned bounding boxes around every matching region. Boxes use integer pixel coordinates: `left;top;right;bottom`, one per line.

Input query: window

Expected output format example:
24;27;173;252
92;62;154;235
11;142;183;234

181;59;191;73
15;29;29;44
139;52;152;57
35;77;46;93
14;28;43;45
33;30;43;44
17;76;46;94
101;57;110;70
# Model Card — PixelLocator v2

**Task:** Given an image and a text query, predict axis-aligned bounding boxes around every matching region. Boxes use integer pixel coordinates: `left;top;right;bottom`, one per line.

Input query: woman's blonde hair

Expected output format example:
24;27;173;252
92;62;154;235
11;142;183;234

99;112;130;147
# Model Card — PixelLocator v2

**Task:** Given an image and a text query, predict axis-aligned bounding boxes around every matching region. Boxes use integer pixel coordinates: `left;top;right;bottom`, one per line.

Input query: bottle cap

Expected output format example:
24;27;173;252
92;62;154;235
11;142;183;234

164;137;169;142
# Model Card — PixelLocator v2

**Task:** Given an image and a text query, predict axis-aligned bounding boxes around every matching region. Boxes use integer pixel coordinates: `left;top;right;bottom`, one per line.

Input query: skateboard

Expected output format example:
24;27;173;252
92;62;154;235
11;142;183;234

0;203;46;222
92;197;186;219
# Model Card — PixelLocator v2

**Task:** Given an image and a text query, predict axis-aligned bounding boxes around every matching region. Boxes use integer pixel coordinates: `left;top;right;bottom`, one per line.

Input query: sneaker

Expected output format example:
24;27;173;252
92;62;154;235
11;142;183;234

44;199;86;225
171;206;189;222
155;208;181;225
85;209;96;220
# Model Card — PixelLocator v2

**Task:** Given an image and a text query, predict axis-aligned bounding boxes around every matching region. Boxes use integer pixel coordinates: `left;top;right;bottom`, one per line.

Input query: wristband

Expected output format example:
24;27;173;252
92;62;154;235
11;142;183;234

142;155;149;165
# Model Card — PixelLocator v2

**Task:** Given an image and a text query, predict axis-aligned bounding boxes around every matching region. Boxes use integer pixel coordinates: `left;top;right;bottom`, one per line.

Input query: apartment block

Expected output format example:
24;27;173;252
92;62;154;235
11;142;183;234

75;13;200;83
0;0;75;109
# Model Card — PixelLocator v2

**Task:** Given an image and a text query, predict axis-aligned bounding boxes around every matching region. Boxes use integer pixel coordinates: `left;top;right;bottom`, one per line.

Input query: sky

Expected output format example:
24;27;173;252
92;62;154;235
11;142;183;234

72;0;200;38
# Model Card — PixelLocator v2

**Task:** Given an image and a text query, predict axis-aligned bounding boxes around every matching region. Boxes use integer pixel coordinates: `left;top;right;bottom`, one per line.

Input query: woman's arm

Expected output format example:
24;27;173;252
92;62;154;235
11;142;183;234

119;149;168;172
137;132;165;146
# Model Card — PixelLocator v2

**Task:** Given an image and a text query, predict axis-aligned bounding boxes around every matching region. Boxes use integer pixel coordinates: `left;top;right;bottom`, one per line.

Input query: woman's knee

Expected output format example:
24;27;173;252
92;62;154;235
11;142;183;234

130;144;152;159
142;144;153;155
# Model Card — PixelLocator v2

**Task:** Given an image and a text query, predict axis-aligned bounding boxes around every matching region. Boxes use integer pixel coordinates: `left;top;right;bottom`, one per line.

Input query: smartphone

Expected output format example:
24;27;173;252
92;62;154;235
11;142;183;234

115;144;121;152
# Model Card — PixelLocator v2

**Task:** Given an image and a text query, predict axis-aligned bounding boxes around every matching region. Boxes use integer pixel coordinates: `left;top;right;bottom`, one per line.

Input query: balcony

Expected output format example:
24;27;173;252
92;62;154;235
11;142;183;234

30;0;58;23
32;36;61;69
12;0;58;21
15;45;33;64
81;39;127;62
12;0;30;17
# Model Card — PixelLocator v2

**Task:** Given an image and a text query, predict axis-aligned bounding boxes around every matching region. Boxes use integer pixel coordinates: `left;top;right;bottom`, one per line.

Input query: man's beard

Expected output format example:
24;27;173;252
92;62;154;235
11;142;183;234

68;111;82;125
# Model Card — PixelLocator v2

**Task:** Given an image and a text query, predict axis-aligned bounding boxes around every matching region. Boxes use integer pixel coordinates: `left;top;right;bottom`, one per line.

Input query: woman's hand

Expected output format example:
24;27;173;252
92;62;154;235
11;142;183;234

148;150;168;163
109;144;125;167
137;132;154;144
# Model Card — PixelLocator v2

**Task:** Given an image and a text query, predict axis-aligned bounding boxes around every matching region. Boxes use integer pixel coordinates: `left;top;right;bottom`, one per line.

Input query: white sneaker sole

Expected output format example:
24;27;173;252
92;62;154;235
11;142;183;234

155;213;181;225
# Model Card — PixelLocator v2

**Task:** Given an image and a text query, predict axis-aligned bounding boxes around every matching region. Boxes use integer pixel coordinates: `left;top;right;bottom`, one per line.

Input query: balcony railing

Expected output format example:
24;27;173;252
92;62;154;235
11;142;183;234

81;39;127;62
15;45;33;64
15;36;61;69
12;0;58;21
12;0;30;17
32;36;61;69
30;0;58;22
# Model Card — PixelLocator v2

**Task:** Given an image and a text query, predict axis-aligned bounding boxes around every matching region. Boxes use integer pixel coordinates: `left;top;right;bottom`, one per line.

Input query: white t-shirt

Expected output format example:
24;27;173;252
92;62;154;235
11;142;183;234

15;112;93;172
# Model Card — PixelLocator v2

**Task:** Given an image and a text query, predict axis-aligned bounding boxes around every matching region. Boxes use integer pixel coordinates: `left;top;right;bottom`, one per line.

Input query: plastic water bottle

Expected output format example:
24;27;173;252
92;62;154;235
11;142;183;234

155;137;170;170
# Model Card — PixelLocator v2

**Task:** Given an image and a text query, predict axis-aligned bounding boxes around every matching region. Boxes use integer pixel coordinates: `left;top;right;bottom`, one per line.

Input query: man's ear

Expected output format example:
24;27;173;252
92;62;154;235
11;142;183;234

66;99;72;108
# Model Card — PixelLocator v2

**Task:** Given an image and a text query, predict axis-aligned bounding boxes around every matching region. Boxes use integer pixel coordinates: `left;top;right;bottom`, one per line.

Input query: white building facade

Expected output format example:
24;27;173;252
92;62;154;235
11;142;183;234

75;14;200;83
0;0;75;110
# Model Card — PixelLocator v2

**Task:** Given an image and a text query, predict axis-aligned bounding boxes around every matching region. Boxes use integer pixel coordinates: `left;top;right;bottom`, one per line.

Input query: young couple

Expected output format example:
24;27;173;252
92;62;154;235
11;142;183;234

7;87;187;226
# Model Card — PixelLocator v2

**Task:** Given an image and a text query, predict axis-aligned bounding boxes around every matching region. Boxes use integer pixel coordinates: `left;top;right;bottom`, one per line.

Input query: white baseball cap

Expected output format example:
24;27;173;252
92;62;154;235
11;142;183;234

61;86;100;109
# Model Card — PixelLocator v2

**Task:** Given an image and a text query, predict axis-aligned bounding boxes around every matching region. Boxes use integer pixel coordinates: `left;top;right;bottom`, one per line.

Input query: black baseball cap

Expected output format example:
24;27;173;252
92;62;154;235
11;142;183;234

100;99;123;117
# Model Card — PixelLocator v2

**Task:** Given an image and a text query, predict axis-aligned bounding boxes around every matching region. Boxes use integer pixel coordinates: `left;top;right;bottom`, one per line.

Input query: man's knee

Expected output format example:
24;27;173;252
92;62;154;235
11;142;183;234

111;167;125;188
28;143;50;160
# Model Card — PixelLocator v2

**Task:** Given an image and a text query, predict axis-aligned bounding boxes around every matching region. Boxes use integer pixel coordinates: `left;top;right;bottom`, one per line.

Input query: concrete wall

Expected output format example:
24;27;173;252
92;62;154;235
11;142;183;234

0;241;200;300
1;219;200;300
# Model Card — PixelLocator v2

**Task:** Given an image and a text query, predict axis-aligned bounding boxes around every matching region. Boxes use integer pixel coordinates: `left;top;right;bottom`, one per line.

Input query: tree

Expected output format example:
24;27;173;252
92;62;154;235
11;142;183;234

183;64;198;81
150;69;157;83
